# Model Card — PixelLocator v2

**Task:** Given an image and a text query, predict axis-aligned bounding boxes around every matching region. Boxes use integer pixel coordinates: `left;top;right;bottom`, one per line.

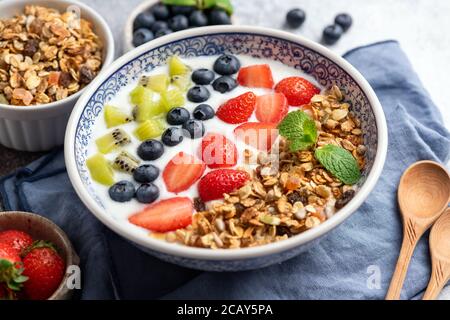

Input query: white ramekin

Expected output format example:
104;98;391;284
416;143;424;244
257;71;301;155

0;0;114;152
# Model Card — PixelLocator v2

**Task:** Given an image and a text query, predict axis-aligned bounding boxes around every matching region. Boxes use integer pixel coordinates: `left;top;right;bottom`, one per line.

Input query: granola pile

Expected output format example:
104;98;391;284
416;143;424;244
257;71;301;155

0;5;103;106
166;86;366;249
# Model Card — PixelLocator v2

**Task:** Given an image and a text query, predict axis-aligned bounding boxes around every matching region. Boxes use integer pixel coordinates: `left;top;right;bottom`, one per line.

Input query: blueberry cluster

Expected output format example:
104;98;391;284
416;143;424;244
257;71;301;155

285;9;353;46
133;3;231;47
109;162;161;205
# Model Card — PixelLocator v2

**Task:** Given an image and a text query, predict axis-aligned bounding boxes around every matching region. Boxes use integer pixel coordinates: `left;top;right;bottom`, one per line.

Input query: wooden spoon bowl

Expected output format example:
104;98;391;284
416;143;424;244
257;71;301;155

398;162;450;219
386;161;450;300
423;208;450;300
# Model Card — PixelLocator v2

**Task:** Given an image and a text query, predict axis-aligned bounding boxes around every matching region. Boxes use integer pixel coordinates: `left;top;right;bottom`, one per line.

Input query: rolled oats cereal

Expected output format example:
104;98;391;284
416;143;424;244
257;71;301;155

0;5;103;106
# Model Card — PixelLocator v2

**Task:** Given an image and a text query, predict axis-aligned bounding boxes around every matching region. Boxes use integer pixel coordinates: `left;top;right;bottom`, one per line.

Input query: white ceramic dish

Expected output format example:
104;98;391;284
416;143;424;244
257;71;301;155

65;25;388;271
0;0;115;152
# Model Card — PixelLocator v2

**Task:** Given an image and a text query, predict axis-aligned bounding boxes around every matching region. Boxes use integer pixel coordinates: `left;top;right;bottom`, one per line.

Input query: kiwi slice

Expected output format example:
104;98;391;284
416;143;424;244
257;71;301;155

130;85;153;106
130;85;165;122
86;153;115;186
140;74;170;93
159;88;185;112
96;128;131;154
104;105;133;128
171;75;192;92
112;151;140;173
168;56;191;77
134;118;166;141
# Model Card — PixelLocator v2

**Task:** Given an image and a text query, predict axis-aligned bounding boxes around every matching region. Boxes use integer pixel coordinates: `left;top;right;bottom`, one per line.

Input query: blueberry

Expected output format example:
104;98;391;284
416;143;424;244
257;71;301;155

322;24;343;45
151;3;170;21
212;76;238;93
136;183;160;204
286;8;306;28
182;119;205;139
162;127;184;146
191;68;215;85
133;28;154;47
151;20;168;33
335;13;352;32
208;9;231;25
171;5;195;16
169;15;189;31
137;139;164;161
213;54;240;75
193;104;215;121
133;164;159;183
133;12;155;30
166;107;190;125
187;85;210;103
189;10;208;27
155;28;173;38
109;181;135;203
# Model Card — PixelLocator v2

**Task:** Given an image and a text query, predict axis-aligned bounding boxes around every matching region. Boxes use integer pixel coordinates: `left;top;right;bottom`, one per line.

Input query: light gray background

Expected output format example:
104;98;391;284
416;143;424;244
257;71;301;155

81;0;450;300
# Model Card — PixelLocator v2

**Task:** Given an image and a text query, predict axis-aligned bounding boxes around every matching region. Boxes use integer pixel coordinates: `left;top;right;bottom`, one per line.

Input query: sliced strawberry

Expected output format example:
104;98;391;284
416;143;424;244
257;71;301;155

200;133;238;169
255;93;289;123
163;152;206;193
274;76;320;106
129;197;193;232
237;64;274;89
234;122;279;151
198;169;250;202
216;92;256;124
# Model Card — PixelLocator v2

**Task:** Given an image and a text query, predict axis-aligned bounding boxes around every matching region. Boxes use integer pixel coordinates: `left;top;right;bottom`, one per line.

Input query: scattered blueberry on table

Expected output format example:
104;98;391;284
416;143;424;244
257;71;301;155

132;0;233;48
335;13;353;32
322;24;344;45
286;8;306;28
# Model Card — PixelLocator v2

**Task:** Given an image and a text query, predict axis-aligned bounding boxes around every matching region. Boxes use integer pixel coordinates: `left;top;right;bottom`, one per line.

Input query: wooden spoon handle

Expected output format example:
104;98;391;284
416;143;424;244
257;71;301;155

386;224;420;300
423;259;449;300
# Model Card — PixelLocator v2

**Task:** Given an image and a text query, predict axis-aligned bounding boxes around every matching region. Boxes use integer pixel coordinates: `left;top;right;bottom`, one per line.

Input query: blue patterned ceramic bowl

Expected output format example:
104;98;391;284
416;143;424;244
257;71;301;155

65;26;388;272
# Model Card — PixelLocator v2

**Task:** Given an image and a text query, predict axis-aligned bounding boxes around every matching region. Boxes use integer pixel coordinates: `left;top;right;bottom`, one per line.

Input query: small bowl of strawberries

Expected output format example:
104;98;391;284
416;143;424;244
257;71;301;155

0;211;79;300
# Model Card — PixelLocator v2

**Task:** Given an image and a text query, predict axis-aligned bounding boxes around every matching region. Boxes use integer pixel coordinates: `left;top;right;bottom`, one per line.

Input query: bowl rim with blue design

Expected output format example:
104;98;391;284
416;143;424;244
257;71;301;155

64;25;388;264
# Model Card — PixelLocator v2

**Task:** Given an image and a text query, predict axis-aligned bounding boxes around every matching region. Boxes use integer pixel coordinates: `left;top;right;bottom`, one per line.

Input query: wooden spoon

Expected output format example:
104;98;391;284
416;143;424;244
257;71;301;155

386;161;450;300
423;207;450;300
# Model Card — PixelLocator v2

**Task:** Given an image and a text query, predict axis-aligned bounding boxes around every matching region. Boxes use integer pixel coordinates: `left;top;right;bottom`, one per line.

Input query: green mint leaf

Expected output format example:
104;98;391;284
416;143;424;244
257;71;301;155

162;0;197;7
278;110;318;152
315;144;361;185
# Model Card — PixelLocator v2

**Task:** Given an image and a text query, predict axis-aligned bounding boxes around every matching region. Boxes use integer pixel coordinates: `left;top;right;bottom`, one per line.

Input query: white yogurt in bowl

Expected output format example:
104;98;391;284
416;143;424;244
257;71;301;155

88;55;323;233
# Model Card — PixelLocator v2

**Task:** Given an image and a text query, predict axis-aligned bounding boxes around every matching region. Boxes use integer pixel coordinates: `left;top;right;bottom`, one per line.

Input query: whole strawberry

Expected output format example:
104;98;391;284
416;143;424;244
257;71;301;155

0;242;27;294
0;230;33;255
22;241;65;300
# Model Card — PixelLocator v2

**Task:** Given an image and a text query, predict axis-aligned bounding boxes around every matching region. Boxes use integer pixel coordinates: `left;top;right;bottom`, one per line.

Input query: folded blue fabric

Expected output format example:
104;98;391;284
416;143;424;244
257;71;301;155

1;41;449;300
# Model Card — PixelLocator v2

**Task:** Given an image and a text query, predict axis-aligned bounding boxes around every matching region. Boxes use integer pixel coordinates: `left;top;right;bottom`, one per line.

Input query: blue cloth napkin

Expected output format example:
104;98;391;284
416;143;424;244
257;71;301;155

1;41;449;300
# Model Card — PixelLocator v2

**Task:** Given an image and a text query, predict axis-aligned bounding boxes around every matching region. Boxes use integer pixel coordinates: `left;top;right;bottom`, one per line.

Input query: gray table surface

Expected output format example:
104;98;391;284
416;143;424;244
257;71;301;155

1;0;449;300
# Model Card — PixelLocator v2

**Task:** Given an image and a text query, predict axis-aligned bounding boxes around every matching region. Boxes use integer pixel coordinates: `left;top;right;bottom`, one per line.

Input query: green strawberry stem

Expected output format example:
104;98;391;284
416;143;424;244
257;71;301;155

0;259;28;291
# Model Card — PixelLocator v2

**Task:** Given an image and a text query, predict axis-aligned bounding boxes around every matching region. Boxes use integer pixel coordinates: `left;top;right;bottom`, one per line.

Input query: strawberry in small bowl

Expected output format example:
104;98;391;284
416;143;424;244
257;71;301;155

0;211;78;300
